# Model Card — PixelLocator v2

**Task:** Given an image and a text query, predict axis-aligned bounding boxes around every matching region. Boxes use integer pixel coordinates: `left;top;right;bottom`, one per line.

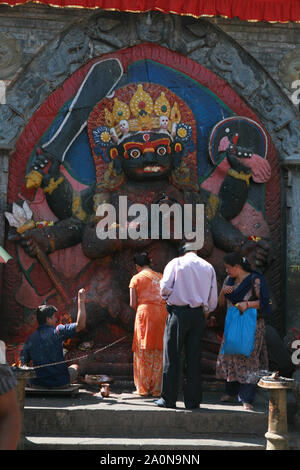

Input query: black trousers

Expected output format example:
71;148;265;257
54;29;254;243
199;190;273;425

161;304;206;408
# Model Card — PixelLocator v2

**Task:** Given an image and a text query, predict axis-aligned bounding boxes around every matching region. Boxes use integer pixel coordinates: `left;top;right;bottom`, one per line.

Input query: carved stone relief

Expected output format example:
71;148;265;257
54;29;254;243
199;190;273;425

279;47;300;92
0;10;288;372
0;33;22;80
1;11;299;162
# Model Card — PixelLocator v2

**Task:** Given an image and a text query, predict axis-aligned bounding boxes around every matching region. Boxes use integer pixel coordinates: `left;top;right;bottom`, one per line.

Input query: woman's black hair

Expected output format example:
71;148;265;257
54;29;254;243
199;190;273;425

36;305;57;325
133;252;151;267
223;252;252;273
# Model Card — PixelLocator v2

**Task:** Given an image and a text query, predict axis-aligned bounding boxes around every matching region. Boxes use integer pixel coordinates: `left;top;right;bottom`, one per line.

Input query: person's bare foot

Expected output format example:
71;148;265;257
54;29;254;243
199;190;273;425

243;402;253;410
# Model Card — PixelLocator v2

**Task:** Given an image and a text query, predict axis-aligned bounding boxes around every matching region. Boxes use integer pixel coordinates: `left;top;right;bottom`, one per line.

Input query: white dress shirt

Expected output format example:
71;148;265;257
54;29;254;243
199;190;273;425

160;252;218;313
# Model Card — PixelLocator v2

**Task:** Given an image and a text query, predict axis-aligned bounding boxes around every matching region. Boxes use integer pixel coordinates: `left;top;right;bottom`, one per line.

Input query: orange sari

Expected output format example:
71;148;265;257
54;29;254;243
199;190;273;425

129;268;168;396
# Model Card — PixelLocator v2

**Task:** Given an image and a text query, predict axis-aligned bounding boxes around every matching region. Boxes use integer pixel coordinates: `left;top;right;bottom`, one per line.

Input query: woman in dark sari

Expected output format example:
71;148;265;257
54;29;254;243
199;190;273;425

216;252;271;410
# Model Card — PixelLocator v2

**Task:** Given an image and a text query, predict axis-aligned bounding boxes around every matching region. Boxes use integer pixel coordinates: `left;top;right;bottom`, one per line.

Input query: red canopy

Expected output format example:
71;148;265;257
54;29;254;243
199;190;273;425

1;0;300;23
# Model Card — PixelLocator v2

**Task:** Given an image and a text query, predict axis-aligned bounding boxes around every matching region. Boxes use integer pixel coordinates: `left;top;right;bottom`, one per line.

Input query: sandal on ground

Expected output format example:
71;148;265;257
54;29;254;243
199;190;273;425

243;402;253;410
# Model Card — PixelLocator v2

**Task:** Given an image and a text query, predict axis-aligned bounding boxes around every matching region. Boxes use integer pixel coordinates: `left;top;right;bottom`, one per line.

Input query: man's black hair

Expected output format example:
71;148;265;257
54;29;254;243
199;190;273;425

36;305;57;325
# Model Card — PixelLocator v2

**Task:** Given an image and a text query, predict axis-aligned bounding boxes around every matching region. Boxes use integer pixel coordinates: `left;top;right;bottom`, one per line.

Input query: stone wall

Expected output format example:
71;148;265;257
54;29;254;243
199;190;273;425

211;17;300;100
1;5;300;106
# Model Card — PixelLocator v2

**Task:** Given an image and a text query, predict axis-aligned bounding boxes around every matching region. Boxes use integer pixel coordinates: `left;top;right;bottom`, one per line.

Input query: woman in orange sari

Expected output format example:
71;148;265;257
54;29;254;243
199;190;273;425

129;252;168;397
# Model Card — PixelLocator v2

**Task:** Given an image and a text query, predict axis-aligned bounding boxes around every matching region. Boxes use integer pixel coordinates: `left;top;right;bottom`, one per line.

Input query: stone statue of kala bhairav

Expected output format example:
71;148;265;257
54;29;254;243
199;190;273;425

4;56;274;376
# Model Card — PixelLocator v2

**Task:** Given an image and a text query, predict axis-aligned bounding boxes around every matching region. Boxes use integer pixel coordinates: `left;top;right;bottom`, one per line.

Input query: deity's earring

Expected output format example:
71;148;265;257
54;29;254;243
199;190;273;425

173;142;183;169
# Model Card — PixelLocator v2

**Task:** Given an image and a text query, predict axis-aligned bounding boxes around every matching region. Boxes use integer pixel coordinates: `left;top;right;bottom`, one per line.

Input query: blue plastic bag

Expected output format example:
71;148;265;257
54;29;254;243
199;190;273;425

221;306;257;357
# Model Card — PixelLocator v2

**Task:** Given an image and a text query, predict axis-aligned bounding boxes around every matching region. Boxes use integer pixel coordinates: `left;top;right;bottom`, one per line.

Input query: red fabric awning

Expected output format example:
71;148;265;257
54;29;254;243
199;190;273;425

1;0;300;23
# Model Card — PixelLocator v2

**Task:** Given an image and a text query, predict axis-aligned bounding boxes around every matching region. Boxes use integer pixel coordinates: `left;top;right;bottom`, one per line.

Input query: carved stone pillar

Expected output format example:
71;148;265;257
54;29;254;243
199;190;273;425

281;157;300;336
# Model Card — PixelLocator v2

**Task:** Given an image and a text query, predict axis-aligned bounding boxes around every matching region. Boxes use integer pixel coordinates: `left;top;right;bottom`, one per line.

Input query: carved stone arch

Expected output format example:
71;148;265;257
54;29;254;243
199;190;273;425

2;11;300;160
1;10;297;364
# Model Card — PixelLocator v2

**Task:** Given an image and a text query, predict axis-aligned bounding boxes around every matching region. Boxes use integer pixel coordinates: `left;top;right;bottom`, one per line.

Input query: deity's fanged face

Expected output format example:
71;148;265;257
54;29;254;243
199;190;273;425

115;132;180;181
88;83;194;185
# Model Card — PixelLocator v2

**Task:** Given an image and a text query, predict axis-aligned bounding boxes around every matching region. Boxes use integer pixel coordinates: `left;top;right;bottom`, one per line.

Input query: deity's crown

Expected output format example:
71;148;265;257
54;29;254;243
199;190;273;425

90;83;192;146
88;83;194;163
106;84;183;143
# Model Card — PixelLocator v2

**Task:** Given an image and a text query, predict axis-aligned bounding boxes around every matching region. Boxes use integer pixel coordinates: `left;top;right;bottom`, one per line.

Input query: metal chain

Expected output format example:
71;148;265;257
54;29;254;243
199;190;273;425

28;335;128;371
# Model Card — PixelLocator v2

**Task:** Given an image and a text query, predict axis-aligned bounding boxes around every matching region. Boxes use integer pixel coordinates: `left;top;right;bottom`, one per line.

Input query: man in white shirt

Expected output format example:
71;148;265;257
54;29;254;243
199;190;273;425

155;242;218;409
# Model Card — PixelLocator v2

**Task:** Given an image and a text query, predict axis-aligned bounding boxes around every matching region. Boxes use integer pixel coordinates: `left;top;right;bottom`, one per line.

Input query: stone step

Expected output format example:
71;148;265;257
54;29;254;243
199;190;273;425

23;388;269;439
24;406;268;438
24;434;266;450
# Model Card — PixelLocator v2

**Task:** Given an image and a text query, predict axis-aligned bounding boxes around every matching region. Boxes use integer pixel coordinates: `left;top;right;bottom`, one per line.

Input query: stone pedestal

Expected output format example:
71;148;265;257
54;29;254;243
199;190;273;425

258;375;294;450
